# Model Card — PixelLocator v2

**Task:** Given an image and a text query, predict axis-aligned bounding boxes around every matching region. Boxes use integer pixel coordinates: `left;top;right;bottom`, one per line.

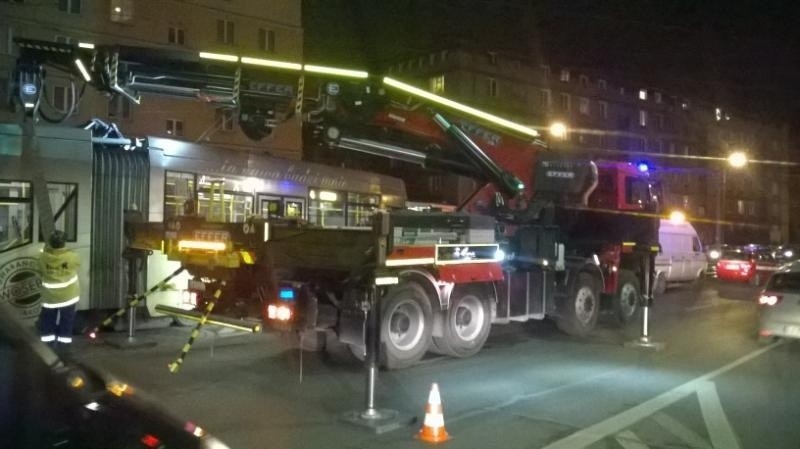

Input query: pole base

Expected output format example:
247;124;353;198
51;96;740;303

624;336;666;351
105;337;157;350
341;408;416;434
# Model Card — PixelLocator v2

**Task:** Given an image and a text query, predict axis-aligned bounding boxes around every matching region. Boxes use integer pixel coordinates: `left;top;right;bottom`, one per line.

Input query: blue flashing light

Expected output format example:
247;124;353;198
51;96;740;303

279;288;295;301
636;162;650;173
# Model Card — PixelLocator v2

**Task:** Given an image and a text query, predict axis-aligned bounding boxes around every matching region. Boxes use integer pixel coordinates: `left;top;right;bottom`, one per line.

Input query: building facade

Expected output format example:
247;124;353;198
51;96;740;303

387;48;791;244
0;0;304;159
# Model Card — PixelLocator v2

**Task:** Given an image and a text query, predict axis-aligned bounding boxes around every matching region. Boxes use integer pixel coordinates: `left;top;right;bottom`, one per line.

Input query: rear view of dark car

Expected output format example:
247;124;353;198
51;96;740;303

0;304;229;449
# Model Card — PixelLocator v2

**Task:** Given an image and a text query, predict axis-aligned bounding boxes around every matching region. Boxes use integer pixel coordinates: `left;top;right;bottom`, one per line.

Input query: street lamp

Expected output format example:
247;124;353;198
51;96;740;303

669;210;686;225
715;151;749;244
549;121;568;140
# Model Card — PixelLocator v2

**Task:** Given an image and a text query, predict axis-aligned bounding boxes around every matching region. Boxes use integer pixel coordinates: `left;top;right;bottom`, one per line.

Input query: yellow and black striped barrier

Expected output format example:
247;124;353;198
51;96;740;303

86;266;186;338
168;282;225;374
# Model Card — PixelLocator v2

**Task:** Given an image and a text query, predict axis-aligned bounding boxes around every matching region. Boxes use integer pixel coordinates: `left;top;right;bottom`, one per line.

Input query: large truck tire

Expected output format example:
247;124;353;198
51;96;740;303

557;272;600;337
431;285;492;358
613;270;640;326
379;282;433;369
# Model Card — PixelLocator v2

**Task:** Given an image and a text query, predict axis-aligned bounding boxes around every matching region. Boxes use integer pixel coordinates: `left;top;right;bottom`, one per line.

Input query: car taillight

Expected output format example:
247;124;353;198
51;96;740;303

758;293;782;306
266;304;293;321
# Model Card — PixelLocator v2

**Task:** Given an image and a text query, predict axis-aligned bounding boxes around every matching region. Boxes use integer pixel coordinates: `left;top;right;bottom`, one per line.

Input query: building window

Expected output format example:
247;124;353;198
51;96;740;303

109;0;133;22
654;91;662;103
1;25;13;56
656;113;665;129
258;28;275;52
639;109;647;127
217;19;235;45
52;85;74;112
168;27;185;45
736;200;745;215
559;93;570;112
578;97;590;115
541;65;550;80
619;86;626;96
597;79;607;90
215;109;235;131
429;75;445;94
639;89;647;100
598;101;608;119
668;142;676;154
681;99;690;110
166;119;183;137
487;51;497;65
540;89;551;108
579;75;589;87
488;78;498;97
58;0;81;14
559;68;570;82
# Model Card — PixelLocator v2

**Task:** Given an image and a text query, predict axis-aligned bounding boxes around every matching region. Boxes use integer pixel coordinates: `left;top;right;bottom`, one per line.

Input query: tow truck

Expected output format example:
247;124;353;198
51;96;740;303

11;39;660;369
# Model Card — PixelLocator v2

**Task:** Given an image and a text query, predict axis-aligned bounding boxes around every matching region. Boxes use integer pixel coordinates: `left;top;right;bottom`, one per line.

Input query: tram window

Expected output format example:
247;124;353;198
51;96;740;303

308;189;344;227
625;177;649;208
0;181;32;253
39;183;77;242
284;199;304;219
164;171;196;219
346;192;380;227
197;177;253;223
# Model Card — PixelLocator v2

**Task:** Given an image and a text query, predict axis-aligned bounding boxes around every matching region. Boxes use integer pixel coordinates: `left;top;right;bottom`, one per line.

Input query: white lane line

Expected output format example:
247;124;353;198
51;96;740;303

541;341;780;449
615;430;650;449
697;380;741;449
448;368;628;424
652;412;711;449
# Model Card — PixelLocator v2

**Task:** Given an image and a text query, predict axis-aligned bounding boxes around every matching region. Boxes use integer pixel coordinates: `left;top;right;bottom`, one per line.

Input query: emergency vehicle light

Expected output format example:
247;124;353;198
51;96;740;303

279;288;295;300
199;52;239;62
241;56;302;71
78;42;95;49
383;77;540;138
304;64;369;79
177;240;227;251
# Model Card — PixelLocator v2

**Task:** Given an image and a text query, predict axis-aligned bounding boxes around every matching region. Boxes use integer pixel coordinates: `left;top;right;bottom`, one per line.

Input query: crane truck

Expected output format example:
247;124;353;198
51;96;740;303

10;39;660;369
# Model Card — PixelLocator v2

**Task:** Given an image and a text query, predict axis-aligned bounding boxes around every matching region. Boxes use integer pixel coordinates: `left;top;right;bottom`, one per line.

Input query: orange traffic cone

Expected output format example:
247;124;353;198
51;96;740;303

418;383;451;443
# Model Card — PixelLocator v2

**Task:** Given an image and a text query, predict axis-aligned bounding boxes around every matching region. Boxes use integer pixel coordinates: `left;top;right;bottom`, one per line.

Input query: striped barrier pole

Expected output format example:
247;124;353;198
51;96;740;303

87;266;185;338
168;282;225;373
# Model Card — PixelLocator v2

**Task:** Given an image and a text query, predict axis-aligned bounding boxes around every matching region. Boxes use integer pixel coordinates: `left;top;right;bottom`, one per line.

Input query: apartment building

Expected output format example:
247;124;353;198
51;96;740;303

387;47;791;244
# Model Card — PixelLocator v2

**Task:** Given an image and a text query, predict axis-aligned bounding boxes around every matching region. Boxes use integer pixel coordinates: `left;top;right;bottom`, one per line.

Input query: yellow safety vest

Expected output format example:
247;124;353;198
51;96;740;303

39;247;81;307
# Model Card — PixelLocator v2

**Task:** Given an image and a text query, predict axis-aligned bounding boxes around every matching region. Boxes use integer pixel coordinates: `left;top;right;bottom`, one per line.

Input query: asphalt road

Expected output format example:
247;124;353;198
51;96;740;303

75;280;800;449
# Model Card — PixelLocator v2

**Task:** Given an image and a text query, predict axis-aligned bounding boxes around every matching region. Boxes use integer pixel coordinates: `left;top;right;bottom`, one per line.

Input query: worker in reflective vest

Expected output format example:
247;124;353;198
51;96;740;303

39;230;80;348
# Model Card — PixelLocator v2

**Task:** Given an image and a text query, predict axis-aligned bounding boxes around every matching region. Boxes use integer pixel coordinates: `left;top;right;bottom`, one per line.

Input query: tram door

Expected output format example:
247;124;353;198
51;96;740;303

258;195;305;220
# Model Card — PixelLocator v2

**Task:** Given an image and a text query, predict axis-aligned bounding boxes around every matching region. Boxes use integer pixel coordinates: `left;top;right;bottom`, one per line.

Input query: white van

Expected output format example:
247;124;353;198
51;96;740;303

654;219;708;293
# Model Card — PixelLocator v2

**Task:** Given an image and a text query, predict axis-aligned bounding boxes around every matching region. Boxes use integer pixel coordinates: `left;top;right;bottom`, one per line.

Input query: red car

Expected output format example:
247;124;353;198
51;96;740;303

716;246;780;285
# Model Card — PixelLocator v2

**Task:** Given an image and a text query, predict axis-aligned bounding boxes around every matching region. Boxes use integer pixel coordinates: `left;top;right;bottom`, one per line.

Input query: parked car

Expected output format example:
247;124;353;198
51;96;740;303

716;245;781;286
0;303;229;449
758;261;800;343
654;219;708;294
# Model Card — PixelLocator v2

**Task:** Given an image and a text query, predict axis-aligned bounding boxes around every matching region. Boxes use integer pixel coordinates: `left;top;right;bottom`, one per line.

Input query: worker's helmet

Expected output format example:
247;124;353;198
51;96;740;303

48;230;66;249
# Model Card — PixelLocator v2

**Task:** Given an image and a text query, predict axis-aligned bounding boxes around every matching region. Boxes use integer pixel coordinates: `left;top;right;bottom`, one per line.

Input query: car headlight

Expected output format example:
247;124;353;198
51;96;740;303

709;250;720;260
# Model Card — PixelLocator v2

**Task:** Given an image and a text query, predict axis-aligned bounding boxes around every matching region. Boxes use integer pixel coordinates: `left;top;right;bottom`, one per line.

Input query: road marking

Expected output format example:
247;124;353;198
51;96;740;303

448;367;628;424
615;430;650;449
697;380;741;449
541;341;780;449
652;412;711;449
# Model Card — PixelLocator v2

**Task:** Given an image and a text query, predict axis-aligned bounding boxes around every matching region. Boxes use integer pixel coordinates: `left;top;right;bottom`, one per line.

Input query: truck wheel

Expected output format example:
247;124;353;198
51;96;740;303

431;286;492;358
613;270;640;326
380;283;433;369
654;272;667;296
557;272;600;337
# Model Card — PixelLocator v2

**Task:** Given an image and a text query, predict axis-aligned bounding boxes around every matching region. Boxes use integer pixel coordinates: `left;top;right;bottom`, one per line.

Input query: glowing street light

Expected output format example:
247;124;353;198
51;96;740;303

727;151;748;168
669;210;686;225
549;121;568;139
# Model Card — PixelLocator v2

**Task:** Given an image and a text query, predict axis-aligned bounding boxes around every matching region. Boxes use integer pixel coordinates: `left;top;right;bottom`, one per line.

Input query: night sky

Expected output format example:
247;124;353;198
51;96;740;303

304;0;800;141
